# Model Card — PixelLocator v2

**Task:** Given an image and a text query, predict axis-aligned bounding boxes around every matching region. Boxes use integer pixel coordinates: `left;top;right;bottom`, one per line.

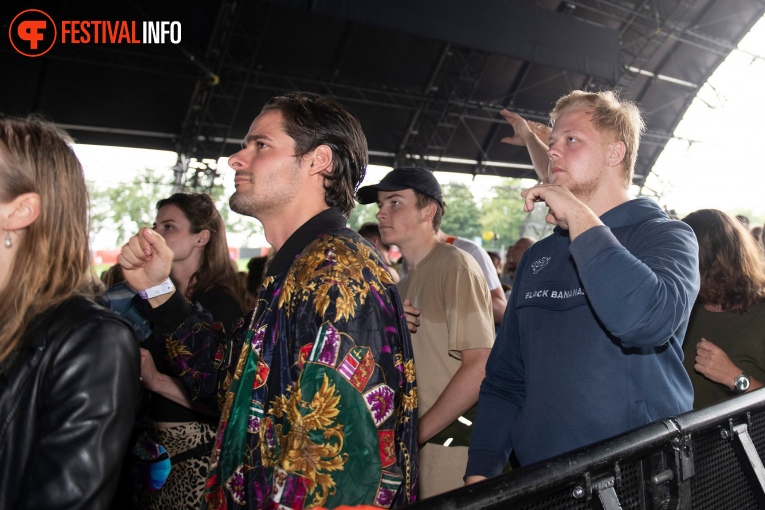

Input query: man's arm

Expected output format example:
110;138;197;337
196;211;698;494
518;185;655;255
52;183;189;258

120;227;244;410
569;212;700;349
695;338;764;392
146;292;246;411
521;190;699;349
449;239;507;324
465;283;525;480
500;109;551;184
418;347;490;443
139;347;218;416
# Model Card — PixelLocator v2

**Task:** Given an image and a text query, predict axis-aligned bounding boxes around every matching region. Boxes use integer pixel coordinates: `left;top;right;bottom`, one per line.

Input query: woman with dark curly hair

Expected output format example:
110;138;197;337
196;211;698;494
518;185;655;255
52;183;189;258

682;209;765;408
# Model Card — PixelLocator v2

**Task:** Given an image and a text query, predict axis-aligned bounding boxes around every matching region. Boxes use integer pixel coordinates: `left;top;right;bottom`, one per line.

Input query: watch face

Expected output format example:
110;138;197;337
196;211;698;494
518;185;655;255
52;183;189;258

735;374;751;392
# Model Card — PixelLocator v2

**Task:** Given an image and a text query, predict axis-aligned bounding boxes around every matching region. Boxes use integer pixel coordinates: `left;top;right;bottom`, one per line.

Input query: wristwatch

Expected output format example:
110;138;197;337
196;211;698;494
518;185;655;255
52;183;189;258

732;372;751;395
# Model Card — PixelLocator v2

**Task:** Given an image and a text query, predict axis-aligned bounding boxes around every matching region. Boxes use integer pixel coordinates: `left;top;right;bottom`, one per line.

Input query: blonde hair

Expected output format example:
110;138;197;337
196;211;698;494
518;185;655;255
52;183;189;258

550;90;645;188
0;117;91;362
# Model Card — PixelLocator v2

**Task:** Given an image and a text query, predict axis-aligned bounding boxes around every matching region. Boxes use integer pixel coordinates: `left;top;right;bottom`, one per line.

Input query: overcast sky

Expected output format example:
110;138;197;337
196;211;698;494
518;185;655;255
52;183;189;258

644;14;765;221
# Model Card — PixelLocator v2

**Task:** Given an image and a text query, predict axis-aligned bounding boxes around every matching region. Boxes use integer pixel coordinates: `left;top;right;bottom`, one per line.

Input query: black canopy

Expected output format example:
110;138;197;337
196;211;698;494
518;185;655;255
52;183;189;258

3;0;763;188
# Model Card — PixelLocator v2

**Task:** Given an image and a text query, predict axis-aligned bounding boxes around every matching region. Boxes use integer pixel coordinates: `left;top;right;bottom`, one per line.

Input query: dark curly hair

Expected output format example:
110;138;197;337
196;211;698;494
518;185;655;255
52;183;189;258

682;209;765;312
261;92;368;217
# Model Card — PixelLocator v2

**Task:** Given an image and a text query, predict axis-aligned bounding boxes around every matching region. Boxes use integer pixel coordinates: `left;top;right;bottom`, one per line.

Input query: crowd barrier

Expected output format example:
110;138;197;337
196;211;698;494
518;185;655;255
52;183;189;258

405;388;765;509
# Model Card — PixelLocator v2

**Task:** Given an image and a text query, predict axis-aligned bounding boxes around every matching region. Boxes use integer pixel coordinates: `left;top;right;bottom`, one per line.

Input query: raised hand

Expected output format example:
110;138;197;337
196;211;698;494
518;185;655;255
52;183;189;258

499;109;552;184
118;227;174;295
520;184;602;239
500;109;550;148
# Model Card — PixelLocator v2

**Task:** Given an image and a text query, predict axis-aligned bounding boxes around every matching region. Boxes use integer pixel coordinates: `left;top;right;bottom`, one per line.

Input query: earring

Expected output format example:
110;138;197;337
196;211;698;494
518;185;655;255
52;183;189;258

4;232;11;249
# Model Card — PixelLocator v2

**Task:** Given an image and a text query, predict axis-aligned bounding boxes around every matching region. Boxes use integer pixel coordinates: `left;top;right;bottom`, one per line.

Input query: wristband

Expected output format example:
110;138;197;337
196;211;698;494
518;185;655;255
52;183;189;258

138;277;174;299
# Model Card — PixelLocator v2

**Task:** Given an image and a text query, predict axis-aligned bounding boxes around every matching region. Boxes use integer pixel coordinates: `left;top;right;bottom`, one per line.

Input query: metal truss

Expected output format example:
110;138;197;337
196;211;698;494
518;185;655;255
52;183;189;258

169;0;762;190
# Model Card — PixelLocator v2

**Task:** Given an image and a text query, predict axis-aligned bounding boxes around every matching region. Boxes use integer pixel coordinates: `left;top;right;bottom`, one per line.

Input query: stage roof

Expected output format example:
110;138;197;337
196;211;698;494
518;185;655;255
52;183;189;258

3;0;764;188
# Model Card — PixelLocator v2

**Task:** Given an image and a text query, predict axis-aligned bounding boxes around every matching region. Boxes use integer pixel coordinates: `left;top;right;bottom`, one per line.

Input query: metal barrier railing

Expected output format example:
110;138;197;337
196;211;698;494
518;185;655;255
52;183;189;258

404;388;765;509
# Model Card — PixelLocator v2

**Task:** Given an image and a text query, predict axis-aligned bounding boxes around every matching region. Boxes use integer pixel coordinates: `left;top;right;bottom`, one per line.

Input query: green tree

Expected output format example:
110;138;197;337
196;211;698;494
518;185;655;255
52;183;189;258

89;168;174;245
89;167;263;247
480;181;529;252
347;203;380;231
440;182;482;239
187;159;265;244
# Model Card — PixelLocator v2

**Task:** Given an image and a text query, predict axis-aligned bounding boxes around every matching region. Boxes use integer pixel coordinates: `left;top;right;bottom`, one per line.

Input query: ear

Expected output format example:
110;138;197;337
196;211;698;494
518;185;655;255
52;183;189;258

607;141;626;168
4;192;41;231
306;145;334;177
196;229;211;246
420;202;437;224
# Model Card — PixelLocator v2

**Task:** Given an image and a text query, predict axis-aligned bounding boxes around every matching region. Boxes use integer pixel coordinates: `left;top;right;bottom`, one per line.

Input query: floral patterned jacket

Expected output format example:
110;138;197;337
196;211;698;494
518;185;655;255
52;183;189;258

150;208;418;509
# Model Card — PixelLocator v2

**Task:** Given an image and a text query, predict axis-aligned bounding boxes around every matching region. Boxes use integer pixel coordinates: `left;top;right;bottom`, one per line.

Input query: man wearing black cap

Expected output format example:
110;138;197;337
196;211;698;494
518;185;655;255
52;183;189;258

357;167;495;498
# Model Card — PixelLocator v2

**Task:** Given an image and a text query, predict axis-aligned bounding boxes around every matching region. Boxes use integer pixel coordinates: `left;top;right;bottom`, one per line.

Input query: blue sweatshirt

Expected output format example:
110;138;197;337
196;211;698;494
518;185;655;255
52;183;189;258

466;197;700;475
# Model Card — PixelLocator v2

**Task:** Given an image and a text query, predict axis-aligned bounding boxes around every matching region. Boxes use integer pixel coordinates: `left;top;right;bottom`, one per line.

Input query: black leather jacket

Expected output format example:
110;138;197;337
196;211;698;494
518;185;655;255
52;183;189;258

0;296;141;510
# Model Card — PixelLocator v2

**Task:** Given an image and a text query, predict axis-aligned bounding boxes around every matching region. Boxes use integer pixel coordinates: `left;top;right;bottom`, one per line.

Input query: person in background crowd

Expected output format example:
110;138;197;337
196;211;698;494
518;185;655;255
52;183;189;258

0;116;140;510
101;262;126;288
681;209;765;408
500;236;537;291
736;214;750;230
119;92;418;508
487;250;502;278
750;225;762;245
246;252;273;310
136;192;245;510
358;221;401;283
246;254;270;299
358;166;494;498
466;91;699;482
237;269;257;311
437;229;507;325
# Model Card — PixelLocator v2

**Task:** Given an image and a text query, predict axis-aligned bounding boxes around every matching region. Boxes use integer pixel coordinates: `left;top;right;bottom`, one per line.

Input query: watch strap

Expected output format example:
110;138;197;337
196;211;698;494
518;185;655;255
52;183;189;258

138;277;174;299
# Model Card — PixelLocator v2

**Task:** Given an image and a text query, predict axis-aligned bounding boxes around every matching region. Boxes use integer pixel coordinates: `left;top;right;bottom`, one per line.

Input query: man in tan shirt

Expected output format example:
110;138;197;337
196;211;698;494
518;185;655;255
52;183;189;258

357;166;495;498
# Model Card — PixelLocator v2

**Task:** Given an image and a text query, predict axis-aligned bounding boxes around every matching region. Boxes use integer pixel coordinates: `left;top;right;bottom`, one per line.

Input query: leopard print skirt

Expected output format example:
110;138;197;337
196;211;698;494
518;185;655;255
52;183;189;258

138;421;216;510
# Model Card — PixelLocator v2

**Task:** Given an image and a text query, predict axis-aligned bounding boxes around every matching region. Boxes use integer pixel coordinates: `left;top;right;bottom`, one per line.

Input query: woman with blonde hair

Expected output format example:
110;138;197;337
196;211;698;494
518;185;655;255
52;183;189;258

0;116;140;509
682;209;765;408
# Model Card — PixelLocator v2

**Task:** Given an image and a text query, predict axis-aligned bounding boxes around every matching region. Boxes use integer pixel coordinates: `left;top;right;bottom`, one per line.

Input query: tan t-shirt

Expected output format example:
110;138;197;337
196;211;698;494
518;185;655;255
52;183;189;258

396;242;495;416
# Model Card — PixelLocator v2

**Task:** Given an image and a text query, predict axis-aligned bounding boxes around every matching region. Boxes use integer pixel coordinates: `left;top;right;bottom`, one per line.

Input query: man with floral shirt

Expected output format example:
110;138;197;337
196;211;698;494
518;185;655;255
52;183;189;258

120;92;418;509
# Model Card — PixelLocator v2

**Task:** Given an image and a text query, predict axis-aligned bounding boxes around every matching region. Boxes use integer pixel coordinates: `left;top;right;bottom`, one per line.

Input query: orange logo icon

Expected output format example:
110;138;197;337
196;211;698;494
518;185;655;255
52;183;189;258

9;9;57;57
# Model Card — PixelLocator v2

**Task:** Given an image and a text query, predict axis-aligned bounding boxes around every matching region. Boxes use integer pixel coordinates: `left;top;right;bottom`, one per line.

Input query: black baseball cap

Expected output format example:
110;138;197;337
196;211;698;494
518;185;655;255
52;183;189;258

356;167;444;206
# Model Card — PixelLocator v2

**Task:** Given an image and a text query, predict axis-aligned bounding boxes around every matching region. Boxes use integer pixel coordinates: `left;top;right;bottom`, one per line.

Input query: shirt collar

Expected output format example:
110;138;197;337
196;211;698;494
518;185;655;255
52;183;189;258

266;207;347;276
